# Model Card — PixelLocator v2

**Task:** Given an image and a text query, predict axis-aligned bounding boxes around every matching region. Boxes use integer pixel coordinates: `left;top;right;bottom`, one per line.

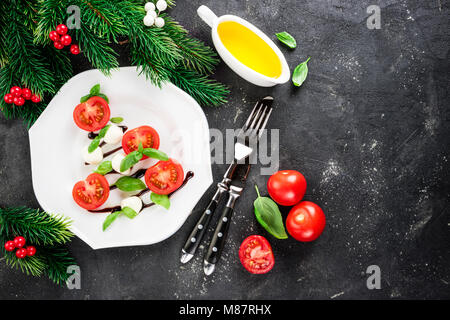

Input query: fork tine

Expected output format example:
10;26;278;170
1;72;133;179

253;105;269;134
257;107;273;138
243;100;262;131
247;104;265;130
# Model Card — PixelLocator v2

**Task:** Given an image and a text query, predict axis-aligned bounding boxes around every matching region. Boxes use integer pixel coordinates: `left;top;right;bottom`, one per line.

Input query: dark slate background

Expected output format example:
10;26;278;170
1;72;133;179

1;0;449;299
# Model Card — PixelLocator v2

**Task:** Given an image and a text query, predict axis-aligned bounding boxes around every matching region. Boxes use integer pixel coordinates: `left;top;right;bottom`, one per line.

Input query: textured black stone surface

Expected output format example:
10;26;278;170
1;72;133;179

0;0;449;299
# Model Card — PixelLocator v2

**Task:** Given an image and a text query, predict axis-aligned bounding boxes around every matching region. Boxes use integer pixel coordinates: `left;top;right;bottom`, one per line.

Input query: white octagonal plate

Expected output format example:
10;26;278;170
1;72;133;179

29;67;213;249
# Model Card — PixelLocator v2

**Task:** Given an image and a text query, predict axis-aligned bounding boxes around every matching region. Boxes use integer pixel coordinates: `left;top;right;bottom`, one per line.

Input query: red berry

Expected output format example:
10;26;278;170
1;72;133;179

13;96;25;106
21;88;32;100
26;246;36;257
54;41;64;50
60;34;72;46
4;93;14;104
10;86;22;97
4;241;15;252
31;94;41;103
13;236;26;248
56;24;68;35
15;248;27;259
70;44;80;55
49;30;60;42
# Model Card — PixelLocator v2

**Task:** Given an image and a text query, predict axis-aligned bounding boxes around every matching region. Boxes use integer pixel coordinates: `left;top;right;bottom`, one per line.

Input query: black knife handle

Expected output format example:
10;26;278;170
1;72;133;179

182;199;218;256
204;206;234;265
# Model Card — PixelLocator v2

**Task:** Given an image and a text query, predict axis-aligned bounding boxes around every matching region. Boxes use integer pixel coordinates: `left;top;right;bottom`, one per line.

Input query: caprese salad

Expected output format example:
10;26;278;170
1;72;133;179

71;84;193;231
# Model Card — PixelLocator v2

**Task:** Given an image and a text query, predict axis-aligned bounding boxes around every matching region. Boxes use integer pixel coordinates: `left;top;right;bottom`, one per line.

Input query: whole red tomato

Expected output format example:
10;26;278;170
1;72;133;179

286;201;325;242
267;170;306;206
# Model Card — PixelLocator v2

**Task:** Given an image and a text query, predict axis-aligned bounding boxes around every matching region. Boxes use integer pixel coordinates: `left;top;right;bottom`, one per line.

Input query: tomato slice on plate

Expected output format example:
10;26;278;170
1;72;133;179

122;126;160;159
73;96;110;132
144;159;184;195
72;173;110;210
239;235;275;274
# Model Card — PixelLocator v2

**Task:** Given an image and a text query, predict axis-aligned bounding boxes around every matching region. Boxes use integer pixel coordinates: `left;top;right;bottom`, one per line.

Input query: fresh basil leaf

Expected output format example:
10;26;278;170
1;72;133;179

80;94;91;103
292;57;310;87
103;211;120;231
98;125;110;139
138;142;144;153
276;31;296;49
97;93;109;103
253;185;288;239
142;148;169;161
115;176;146;192
122;206;138;219
94;161;112;175
110;117;123;124
151;193;170;210
88;136;101;153
120;151;141;172
90;84;100;96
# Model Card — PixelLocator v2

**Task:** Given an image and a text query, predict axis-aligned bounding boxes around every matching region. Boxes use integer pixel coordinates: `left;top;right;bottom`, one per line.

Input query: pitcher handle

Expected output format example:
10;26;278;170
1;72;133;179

197;5;218;28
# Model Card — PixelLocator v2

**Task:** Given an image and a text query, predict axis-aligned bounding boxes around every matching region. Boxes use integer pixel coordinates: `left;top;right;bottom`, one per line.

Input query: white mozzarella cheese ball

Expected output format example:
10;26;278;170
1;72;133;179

82;145;103;165
104;124;123;145
121;196;143;214
111;152;131;175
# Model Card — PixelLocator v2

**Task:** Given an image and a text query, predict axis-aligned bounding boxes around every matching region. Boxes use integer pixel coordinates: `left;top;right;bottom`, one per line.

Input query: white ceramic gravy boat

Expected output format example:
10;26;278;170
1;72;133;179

197;5;290;87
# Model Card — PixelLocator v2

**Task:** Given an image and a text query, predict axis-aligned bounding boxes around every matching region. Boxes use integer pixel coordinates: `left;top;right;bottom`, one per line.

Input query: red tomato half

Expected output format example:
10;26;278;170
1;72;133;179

239;235;275;274
267;170;307;206
72;173;110;210
144;159;184;195
286;201;326;242
73;96;110;132
122;126;160;159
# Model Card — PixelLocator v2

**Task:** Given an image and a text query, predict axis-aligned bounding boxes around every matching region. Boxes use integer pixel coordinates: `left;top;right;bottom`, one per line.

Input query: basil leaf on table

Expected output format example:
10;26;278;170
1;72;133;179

120;151;142;172
276;31;297;49
122;206;138;219
90;84;100;96
103;211;120;231
151;193;170;210
292;57;311;87
253;185;288;239
114;176;146;192
142;148;169;161
110;117;123;124
94;161;113;175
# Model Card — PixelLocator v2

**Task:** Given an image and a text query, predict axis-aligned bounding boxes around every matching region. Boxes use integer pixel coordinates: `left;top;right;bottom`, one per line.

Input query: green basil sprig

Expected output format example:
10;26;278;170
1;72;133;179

292;57;310;87
102;206;137;231
276;31;296;49
151;193;170;210
80;83;110;103
120;143;169;172
254;185;288;239
88;125;110;153
114;176;146;192
94;160;113;175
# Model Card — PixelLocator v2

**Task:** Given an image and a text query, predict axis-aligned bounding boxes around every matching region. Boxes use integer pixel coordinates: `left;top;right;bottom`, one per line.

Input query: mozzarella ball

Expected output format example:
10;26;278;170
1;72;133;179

147;10;157;18
154;17;165;28
143;14;155;27
156;0;167;11
112;152;131;175
144;2;156;11
103;124;123;145
82;145;103;165
121;196;143;214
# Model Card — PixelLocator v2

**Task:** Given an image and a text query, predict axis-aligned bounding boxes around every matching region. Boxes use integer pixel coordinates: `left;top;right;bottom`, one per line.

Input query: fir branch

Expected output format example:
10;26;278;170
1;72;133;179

0;207;74;246
34;0;68;45
3;251;47;277
40;246;75;285
163;14;219;75
169;68;229;107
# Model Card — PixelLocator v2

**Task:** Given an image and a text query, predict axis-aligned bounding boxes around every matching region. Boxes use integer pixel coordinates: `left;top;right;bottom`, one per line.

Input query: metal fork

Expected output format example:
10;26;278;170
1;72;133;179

180;97;273;264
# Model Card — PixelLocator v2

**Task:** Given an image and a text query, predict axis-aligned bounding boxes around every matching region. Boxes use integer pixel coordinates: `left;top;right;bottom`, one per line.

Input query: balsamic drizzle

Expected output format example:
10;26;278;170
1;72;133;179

89;171;194;213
